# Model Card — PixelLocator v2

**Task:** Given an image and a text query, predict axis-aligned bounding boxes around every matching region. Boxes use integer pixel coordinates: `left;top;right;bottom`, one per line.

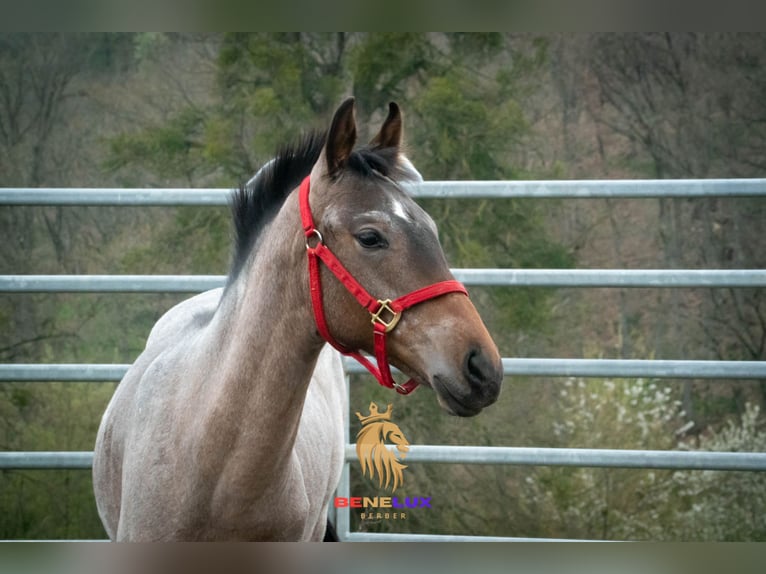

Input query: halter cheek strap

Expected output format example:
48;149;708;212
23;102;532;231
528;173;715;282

299;176;468;395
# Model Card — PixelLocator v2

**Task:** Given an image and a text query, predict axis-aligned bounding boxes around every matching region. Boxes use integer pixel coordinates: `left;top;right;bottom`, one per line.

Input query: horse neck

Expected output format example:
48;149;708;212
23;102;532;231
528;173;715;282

209;190;324;471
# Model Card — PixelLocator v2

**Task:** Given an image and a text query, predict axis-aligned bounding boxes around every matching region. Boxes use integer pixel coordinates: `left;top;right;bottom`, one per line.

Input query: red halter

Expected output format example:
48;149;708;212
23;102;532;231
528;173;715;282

299;176;468;395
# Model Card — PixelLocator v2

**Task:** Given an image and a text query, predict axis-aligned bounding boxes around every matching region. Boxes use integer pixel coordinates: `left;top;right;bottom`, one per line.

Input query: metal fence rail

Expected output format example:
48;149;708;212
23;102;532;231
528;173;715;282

3;359;766;382
346;445;766;471
4;445;765;471
3;269;766;292
2;179;766;205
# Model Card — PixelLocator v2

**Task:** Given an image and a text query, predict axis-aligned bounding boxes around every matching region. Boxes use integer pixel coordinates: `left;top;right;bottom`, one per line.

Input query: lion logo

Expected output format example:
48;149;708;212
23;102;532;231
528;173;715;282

355;402;410;493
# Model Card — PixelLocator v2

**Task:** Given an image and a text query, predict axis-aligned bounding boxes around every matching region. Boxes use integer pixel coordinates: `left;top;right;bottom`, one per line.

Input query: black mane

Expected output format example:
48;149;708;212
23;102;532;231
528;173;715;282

228;133;405;282
228;132;325;281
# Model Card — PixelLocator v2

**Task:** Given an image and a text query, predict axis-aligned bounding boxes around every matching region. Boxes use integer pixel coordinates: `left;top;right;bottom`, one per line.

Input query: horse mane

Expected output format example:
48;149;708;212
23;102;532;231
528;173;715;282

228;133;415;282
228;131;325;282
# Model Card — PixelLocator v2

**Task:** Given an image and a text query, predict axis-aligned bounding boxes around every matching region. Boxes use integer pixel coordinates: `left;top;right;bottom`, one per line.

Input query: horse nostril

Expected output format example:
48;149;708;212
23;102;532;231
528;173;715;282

466;350;483;383
464;348;500;387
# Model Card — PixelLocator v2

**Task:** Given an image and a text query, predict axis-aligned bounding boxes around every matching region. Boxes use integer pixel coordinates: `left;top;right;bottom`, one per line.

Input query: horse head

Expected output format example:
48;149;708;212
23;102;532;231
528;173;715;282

306;98;503;416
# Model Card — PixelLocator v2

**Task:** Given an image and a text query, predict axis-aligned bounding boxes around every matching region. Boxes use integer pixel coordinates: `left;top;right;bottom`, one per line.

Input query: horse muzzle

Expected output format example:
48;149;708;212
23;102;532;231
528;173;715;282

430;345;503;417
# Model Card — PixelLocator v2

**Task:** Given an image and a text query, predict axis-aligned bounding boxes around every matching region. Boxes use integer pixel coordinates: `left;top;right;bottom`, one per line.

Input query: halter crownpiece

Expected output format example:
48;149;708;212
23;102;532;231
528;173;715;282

299;176;468;395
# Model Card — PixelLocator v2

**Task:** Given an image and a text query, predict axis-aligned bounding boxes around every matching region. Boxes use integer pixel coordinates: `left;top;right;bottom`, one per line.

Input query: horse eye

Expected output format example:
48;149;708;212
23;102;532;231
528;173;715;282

355;229;388;249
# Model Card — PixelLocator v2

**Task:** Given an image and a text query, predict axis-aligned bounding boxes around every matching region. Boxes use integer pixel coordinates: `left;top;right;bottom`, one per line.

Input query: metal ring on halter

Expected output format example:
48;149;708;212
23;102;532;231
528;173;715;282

305;229;324;250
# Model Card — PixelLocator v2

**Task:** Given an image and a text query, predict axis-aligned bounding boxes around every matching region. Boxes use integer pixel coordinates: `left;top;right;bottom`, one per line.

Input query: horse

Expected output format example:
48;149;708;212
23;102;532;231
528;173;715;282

92;98;503;541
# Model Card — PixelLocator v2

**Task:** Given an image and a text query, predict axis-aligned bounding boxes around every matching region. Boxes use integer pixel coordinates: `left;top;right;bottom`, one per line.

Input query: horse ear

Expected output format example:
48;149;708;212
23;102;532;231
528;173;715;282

325;97;357;176
370;102;402;149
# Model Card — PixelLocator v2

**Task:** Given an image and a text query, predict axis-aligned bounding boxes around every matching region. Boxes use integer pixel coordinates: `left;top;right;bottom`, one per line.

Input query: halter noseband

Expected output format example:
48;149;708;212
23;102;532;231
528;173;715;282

299;176;468;395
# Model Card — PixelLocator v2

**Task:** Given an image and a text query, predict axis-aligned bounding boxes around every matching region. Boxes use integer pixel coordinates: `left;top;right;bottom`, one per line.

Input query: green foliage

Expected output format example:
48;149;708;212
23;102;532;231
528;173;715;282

106;108;209;183
411;74;526;180
216;33;346;163
350;33;434;113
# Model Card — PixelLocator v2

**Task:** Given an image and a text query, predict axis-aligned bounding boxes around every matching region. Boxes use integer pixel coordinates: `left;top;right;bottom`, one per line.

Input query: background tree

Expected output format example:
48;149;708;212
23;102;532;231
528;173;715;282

587;33;766;423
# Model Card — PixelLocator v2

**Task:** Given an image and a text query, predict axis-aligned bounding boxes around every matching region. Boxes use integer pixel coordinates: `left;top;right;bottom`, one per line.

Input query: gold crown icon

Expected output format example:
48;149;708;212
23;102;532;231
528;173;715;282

355;402;393;425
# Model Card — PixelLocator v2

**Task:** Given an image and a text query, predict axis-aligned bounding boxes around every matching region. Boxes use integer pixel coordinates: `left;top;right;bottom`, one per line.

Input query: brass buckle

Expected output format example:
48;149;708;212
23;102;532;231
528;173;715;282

371;299;401;333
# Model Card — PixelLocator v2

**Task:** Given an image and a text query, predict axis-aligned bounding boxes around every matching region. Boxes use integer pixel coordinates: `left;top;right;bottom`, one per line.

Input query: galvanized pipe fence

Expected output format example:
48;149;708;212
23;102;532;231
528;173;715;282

2;179;765;542
2;179;766;205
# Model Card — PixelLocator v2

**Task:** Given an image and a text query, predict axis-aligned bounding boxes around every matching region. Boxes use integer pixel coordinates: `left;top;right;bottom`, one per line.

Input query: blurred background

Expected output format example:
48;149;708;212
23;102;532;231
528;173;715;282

1;32;764;540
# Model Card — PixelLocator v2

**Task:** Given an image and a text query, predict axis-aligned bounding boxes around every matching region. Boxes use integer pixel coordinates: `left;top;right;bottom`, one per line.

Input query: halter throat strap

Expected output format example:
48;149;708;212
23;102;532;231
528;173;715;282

299;175;468;395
